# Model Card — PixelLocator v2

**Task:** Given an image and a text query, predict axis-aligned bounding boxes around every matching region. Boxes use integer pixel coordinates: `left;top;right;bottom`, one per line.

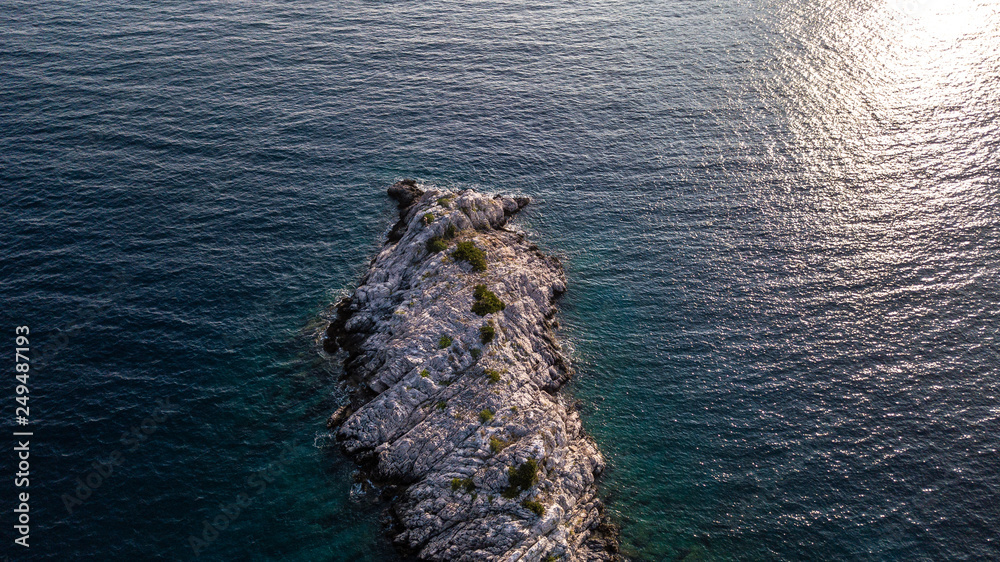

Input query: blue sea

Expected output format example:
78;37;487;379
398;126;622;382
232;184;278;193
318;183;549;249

2;0;998;560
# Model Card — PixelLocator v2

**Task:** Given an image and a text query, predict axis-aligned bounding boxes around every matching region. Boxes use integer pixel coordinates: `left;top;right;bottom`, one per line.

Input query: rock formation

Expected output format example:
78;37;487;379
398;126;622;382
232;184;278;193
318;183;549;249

324;181;621;561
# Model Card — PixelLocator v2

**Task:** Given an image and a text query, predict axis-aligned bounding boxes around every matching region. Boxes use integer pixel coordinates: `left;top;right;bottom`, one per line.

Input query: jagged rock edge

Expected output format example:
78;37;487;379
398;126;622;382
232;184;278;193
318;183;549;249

324;180;622;561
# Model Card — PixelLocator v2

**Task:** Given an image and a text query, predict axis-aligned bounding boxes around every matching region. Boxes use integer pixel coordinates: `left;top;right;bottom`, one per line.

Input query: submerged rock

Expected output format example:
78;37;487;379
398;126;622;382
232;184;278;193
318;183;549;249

326;184;621;561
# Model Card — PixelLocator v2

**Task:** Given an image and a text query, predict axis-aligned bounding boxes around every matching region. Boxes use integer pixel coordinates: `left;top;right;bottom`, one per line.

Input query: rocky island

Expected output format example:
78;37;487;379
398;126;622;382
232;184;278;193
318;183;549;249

324;181;621;561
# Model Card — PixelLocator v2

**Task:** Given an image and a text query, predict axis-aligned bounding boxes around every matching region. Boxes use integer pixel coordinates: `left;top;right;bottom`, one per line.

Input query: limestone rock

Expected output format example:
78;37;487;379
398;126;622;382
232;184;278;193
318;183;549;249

326;184;621;561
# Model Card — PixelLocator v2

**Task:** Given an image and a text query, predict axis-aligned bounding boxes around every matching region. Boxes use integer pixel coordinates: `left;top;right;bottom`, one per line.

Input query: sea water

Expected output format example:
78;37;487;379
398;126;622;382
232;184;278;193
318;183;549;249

2;0;998;560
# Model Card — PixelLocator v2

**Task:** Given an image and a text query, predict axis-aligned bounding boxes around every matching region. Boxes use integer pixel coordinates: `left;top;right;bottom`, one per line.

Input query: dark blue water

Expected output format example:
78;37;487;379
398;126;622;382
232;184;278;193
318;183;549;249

2;0;998;560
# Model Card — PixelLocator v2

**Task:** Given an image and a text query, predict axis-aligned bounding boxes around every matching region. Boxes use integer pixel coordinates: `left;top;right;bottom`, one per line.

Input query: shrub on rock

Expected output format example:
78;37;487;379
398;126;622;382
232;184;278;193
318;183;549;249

426;237;448;253
479;408;495;424
452;241;487;272
472;284;505;316
503;458;540;498
451;477;475;493
489;436;510;453
522;499;545;517
480;322;495;344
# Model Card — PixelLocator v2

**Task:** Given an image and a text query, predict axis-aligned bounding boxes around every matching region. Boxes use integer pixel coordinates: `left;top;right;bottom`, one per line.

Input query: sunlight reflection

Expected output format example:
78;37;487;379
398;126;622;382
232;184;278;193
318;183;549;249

888;0;985;40
873;0;996;103
753;0;999;290
769;0;999;190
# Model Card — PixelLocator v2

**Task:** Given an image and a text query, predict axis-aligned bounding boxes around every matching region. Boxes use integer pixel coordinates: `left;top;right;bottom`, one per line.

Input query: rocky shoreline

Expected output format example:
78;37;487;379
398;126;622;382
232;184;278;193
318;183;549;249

324;181;621;561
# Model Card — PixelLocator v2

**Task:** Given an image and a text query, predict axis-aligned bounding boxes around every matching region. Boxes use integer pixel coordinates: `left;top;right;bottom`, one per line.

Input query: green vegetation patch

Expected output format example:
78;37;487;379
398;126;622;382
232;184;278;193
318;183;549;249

420;369;430;378
471;284;505;316
470;348;482;360
426;237;448;253
485;369;502;384
489;436;510;454
452;241;487;272
438;334;453;349
437;196;454;208
522;499;545;517
503;458;540;498
479;408;495;424
451;477;475;493
422;212;435;225
480;322;495;344
435;401;448;411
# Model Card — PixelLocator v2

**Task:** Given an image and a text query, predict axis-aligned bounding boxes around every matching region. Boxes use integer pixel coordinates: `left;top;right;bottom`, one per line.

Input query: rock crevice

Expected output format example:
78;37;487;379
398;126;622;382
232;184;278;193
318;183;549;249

326;181;621;561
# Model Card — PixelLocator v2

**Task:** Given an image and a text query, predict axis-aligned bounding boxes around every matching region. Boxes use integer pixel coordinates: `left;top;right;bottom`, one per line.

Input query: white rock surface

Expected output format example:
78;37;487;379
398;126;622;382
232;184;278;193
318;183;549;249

326;182;621;562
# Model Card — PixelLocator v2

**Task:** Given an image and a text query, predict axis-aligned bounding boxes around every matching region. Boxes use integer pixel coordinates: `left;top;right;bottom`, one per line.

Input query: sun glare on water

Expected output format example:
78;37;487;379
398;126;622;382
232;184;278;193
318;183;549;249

751;0;999;289
767;0;998;187
877;0;997;82
889;0;986;35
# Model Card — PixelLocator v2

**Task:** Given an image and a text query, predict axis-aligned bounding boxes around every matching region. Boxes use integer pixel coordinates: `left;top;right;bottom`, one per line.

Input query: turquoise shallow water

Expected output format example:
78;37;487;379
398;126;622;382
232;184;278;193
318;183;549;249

2;0;999;560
